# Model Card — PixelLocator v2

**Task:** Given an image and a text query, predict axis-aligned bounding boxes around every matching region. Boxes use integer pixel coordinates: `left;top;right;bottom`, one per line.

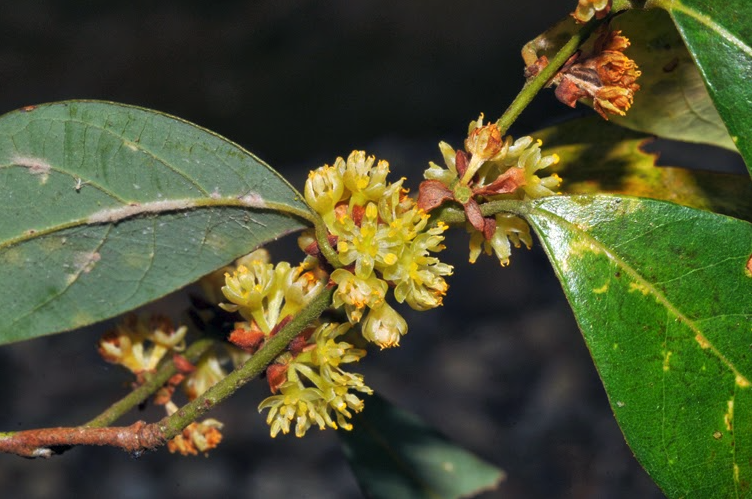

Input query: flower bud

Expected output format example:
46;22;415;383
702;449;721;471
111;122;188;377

304;164;345;215
361;302;407;349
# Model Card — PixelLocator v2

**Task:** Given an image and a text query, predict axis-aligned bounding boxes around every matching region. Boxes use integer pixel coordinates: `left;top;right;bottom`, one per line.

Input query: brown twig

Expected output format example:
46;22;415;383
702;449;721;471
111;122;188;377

0;286;334;458
0;421;164;458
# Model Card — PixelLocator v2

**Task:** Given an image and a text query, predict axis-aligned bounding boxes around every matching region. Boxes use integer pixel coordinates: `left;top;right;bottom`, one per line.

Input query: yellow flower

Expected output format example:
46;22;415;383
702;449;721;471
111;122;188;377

469;214;533;266
98;316;187;374
257;322;372;437
184;352;227;401
304;164;345;216
220;259;323;334
361;302;408;349
342;150;390;205
331;269;388;323
572;0;611;23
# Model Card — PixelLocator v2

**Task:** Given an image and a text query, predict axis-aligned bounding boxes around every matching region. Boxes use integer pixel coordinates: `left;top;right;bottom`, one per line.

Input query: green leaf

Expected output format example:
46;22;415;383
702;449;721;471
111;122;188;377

534;116;752;221
339;394;505;499
652;0;752;176
525;195;752;498
0;101;311;345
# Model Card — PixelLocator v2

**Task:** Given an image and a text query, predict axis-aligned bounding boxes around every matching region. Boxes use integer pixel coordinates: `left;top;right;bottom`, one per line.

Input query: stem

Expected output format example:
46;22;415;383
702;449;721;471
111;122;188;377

432;199;529;227
496;17;605;136
85;338;215;428
0;287;334;457
313;212;340;267
157;286;335;440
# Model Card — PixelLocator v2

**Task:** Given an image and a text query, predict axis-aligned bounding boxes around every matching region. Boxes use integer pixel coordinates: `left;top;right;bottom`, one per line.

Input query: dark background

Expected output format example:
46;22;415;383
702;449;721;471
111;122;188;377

0;1;666;498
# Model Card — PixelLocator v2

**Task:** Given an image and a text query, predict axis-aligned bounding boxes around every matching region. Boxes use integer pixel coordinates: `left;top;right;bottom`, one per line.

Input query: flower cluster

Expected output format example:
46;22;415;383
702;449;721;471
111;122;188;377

220;249;325;351
218;249;373;438
304;150;453;348
211;151;454;438
419;115;560;265
165;400;224;456
98;316;230;455
258;322;372;437
98;315;187;376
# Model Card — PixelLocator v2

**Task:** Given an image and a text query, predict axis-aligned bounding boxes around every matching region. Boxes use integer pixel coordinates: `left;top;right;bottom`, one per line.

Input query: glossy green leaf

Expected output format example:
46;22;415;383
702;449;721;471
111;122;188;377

0;101;310;345
534;116;752;221
339;394;505;499
651;0;752;175
525;195;752;498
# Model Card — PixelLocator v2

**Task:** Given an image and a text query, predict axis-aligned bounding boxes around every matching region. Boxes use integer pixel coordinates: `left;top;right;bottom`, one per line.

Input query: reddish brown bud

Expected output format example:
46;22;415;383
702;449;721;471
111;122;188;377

228;324;265;352
455;150;469;178
463;198;486;233
266;363;289;394
524;55;549;79
351;203;366;226
483;216;497;241
172;354;196;374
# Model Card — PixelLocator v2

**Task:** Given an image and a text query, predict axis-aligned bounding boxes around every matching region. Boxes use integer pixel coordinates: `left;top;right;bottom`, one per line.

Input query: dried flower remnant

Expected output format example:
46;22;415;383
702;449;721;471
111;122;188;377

166;419;224;456
544;30;641;119
164;401;224;456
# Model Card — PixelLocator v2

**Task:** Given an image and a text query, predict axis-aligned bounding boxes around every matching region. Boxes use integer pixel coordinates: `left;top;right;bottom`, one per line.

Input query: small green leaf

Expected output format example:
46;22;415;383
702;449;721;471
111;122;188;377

0;101;311;345
525;195;752;498
652;0;752;176
534;116;752;221
339;394;505;499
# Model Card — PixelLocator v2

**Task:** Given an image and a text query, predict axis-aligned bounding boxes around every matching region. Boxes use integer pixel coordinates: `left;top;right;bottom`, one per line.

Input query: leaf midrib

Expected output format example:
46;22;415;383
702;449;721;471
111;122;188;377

672;1;752;58
529;204;749;385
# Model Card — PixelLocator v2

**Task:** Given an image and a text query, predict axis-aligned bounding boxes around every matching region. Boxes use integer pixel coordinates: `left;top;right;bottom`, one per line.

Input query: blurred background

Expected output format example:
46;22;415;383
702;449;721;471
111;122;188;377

0;1;666;498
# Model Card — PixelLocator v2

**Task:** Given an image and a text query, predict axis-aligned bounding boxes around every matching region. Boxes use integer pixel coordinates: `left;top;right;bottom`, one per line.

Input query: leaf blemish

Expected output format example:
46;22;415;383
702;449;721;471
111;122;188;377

662;350;672;371
695;333;711;349
593;282;609;294
745;254;752;277
87;200;200;224
239;192;267;208
628;282;650;295
724;399;734;432
12;155;52;183
74;251;101;274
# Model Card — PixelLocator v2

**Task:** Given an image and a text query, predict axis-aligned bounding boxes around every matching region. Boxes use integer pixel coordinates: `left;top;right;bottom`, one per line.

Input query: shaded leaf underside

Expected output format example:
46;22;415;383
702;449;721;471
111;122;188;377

339;394;504;499
0;101;310;344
